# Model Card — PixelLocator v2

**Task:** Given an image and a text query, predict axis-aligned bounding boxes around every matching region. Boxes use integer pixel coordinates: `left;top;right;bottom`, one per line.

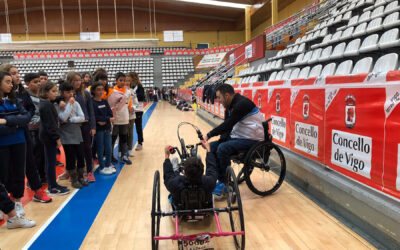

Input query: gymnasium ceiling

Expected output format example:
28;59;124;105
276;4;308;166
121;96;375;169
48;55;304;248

0;0;295;31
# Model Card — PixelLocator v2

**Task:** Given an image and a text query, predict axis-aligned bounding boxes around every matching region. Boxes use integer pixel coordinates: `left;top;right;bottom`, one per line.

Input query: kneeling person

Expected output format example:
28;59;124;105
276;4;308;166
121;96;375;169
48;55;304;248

163;141;218;207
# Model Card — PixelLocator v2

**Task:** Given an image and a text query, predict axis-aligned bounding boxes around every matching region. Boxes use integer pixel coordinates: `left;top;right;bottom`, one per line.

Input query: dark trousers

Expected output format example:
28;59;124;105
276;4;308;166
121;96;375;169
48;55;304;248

127;119;135;150
80;122;93;173
44;143;58;189
0;182;14;214
111;124;128;157
134;112;144;145
0;143;26;199
63;144;85;171
210;138;258;182
25;129;43;191
30;130;46;182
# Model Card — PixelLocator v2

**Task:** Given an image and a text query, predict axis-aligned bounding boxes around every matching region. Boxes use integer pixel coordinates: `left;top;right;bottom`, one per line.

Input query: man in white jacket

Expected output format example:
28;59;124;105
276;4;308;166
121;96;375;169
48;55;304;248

108;72;132;165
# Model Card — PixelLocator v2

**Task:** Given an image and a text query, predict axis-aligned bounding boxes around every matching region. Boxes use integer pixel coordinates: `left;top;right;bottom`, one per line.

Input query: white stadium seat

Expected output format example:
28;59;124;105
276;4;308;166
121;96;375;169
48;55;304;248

309;64;323;78
372;53;399;73
344;38;361;57
319;46;333;62
321;63;337;77
330;42;346;60
378;28;400;49
352;57;373;74
289;68;301;79
298;66;311;79
359;34;379;53
383;12;400;29
335;60;354;75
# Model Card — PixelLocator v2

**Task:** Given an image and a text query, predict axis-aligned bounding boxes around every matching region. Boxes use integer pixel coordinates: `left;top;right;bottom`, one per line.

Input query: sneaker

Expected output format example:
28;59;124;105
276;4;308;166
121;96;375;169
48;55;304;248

108;166;117;173
0;210;4;221
58;171;70;180
99;167;114;175
15;202;25;216
33;189;52;203
135;144;143;151
122;156;132;165
213;181;227;200
7;215;36;229
56;161;64;167
87;172;96;182
47;185;70;196
128;150;134;157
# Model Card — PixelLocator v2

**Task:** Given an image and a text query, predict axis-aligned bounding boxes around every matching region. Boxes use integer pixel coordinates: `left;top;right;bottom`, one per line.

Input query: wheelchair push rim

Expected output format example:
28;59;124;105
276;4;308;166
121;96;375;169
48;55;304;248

244;141;286;196
225;166;245;250
151;170;161;250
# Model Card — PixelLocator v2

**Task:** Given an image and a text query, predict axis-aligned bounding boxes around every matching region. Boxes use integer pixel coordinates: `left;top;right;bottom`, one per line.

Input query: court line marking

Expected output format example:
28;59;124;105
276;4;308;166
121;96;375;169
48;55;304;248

22;189;79;250
23;102;157;250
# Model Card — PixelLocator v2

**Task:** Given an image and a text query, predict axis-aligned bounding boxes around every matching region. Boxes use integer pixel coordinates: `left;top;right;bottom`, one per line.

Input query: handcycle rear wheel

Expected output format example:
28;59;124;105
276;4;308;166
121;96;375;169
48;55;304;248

151;171;161;250
244;141;286;196
225;166;245;250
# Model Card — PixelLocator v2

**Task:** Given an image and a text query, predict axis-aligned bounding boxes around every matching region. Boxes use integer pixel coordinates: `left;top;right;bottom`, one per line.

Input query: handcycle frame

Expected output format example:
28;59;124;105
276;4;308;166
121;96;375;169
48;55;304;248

152;122;245;249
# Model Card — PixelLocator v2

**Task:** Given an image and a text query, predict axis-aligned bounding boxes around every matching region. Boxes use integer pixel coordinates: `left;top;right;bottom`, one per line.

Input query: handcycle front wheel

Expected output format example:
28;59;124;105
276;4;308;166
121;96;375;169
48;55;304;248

151;171;161;250
225;166;245;250
243;141;286;196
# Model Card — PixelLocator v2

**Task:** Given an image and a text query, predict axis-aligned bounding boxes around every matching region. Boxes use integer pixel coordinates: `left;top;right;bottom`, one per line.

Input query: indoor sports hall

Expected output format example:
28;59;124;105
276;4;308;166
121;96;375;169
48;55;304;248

0;0;399;249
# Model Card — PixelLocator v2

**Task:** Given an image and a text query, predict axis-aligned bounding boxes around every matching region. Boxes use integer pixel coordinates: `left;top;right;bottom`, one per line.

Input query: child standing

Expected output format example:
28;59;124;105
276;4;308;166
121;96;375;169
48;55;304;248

56;81;87;189
125;72;139;157
24;73;52;203
91;82;116;175
39;81;70;196
108;72;132;165
0;71;32;219
67;72;96;183
131;72;145;151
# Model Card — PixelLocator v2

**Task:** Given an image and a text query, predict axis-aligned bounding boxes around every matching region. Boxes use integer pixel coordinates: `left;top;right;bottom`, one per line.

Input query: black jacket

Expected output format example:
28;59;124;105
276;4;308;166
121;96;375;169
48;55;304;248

163;152;218;203
16;88;35;120
135;84;145;102
207;94;256;140
39;99;60;145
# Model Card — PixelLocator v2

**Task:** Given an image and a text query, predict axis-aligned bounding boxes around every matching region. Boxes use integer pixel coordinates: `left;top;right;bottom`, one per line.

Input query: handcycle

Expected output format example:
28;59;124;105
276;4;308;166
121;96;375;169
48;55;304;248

151;122;245;250
230;118;286;196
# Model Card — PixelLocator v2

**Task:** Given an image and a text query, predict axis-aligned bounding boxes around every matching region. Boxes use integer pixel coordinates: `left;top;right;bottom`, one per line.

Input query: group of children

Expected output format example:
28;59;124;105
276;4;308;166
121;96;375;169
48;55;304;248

0;64;145;229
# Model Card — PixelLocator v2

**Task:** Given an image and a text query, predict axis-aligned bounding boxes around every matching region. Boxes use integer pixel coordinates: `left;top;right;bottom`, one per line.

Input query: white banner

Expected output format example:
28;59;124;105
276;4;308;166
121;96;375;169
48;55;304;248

271;115;287;143
197;53;226;68
331;130;372;178
295;122;319;156
385;85;400;118
245;44;253;59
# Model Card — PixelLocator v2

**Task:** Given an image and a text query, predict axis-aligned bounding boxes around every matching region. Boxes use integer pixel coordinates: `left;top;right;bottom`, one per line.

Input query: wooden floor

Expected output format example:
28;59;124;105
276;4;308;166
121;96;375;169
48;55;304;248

0;102;375;249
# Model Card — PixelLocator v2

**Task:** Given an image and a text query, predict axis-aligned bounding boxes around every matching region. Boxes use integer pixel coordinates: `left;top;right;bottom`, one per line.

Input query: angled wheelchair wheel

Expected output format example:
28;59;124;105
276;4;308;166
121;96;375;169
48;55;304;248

151;171;161;250
225;166;245;250
244;141;286;196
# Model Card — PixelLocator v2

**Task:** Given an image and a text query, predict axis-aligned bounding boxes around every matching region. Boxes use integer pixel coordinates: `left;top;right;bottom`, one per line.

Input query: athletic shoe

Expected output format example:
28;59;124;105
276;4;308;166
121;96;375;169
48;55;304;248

58;171;70;180
122;156;132;165
135;144;143;151
213;181;227;200
0;210;4;221
7;215;36;229
56;161;64;167
33;189;52;203
108;166;117;173
87;172;96;182
47;185;70;196
99;167;114;175
14;202;25;216
128;150;134;157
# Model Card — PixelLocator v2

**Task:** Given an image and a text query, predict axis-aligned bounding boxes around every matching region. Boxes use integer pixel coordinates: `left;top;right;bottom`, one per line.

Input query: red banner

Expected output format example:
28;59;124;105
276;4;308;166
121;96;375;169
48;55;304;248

197;72;400;201
13;50;151;60
225;35;266;67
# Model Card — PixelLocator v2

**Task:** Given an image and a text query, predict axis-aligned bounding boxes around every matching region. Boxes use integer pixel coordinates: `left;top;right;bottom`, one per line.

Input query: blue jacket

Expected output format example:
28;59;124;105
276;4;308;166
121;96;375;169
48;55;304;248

0;98;32;146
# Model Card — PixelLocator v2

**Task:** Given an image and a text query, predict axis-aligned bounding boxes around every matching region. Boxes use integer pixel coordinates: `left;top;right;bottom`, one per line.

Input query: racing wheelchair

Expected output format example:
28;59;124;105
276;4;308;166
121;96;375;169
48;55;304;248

231;118;286;196
151;122;245;250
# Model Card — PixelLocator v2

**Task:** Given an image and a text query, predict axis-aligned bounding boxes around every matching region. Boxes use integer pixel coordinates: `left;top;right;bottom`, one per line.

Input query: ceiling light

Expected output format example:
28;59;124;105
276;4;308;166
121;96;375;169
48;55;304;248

176;0;250;9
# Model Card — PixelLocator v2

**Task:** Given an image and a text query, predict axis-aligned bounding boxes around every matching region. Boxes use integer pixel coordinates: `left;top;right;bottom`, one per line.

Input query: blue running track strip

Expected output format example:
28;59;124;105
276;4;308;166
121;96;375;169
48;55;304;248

29;102;157;250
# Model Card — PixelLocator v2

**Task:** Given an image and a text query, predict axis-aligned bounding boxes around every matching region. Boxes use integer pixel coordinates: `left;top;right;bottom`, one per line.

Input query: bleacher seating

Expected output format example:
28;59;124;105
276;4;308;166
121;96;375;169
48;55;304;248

0;47;188;58
11;57;154;87
162;57;194;87
232;0;400;85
